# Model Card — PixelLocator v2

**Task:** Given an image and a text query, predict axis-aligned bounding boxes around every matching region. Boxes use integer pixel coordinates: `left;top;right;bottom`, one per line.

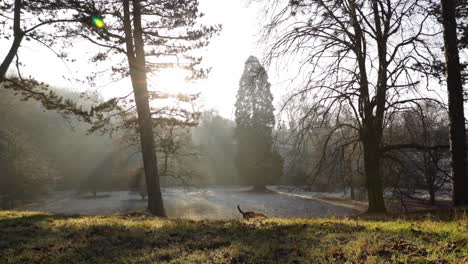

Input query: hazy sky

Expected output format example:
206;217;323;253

197;0;265;118
0;0;270;119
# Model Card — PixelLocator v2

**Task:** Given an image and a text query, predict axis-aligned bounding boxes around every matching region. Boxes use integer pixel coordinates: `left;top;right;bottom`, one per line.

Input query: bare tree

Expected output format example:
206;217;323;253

383;103;450;205
262;0;443;213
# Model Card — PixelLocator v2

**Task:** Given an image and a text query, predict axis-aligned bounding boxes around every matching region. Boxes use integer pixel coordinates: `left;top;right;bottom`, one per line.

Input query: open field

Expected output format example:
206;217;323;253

1;208;467;264
21;187;362;218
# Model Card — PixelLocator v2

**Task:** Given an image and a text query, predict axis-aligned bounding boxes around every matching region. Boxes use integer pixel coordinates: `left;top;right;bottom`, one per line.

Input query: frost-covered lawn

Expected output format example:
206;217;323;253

0;209;467;263
24;186;362;218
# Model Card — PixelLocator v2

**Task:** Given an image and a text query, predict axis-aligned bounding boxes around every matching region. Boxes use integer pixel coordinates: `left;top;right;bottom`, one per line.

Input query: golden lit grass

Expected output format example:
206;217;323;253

0;208;467;263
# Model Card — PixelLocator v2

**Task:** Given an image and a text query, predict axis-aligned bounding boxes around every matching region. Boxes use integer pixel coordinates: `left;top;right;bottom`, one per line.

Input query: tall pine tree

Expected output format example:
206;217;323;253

235;56;283;191
58;0;217;216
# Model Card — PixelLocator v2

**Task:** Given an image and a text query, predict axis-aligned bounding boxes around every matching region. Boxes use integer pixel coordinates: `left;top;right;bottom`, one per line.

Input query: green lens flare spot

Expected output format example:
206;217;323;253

92;17;105;28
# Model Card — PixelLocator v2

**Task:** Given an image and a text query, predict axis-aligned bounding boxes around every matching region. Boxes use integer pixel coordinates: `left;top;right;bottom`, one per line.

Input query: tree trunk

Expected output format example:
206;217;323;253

425;155;436;206
132;0;165;216
0;0;23;81
132;83;165;215
441;0;468;206
347;155;355;199
363;135;386;213
123;0;165;216
252;185;267;192
429;188;436;206
367;0;387;214
349;0;386;213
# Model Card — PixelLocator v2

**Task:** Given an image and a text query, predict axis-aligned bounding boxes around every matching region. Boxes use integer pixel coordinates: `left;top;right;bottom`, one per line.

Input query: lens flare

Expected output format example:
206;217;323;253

92;17;105;28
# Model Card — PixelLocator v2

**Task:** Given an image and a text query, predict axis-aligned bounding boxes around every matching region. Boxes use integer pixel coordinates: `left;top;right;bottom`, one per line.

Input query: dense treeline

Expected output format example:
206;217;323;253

0;87;123;206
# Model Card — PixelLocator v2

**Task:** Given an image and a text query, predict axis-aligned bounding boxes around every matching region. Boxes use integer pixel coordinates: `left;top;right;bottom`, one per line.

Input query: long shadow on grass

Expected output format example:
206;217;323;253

354;206;468;223
0;211;465;264
0;212;80;250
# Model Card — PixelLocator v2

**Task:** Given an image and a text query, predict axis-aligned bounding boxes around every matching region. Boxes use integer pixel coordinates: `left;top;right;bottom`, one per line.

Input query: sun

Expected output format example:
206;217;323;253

147;68;200;112
150;68;191;95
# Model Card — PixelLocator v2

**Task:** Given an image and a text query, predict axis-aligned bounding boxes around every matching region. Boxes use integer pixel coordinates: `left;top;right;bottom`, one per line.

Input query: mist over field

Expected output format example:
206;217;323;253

0;86;361;218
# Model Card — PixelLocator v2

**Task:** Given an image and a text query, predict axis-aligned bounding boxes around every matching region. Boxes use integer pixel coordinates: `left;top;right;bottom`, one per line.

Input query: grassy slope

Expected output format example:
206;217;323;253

0;209;467;264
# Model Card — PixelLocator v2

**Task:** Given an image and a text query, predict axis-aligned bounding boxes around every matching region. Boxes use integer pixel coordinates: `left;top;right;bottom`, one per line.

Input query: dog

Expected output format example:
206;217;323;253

237;205;267;220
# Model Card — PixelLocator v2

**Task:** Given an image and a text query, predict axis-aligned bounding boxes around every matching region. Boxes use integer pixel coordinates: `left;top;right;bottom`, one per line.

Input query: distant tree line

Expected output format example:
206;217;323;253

0;87;121;208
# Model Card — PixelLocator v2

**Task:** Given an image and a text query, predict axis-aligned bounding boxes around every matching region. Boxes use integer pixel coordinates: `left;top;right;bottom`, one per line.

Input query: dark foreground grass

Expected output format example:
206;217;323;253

0;209;467;264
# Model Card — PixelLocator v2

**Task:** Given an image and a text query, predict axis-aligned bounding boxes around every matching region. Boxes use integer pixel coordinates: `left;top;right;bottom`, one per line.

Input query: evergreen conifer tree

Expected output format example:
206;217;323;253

234;56;283;191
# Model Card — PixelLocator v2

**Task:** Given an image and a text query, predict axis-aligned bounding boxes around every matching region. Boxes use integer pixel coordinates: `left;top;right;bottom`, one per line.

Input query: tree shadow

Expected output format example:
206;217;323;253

354;206;468;222
1;211;464;263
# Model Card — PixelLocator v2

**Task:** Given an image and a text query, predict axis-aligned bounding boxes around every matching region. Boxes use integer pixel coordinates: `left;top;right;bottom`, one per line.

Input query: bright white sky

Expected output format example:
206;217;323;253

0;0;276;120
192;0;266;118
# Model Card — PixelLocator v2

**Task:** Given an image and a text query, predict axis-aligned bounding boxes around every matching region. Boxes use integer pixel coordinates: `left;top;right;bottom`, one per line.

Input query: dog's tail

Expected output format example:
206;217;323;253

237;205;245;215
